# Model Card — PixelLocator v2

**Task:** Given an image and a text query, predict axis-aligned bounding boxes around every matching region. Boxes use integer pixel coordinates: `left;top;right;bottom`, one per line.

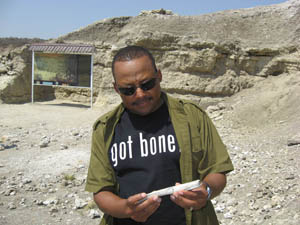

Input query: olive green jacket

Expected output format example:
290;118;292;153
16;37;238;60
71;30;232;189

85;92;234;225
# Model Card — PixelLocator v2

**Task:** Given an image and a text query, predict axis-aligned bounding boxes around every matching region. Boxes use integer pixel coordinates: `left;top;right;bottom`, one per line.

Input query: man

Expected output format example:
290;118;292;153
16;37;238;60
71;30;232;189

85;46;234;225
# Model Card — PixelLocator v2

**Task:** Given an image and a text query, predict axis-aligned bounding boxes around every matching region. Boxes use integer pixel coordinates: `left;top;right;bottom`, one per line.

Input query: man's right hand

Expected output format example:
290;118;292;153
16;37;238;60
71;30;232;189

93;191;161;222
126;193;161;222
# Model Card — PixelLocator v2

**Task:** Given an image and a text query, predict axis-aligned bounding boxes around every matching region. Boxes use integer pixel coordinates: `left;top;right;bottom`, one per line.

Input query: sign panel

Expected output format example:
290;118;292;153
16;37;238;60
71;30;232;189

34;53;91;87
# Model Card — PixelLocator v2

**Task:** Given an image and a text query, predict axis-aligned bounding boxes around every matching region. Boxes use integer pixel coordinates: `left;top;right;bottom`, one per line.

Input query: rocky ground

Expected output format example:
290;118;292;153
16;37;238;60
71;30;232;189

0;74;300;225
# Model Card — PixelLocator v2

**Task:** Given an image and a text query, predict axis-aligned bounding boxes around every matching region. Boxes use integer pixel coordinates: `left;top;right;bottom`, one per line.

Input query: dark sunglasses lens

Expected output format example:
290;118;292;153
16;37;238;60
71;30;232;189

118;78;156;96
141;78;156;91
118;87;136;96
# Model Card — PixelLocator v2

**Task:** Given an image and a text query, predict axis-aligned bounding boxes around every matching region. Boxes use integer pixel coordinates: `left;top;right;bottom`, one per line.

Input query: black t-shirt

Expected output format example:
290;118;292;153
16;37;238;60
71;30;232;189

108;103;186;225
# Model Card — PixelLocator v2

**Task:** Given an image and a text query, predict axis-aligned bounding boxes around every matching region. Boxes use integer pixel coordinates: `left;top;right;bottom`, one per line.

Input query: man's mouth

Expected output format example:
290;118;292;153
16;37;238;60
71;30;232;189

133;97;152;106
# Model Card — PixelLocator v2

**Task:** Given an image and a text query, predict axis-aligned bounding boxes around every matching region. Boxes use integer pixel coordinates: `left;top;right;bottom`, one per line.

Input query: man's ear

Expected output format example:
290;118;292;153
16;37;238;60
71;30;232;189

157;69;162;82
113;82;120;94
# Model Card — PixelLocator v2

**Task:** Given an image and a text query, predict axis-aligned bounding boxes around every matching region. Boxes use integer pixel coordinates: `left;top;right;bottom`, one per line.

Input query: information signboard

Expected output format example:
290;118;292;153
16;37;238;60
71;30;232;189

30;43;94;107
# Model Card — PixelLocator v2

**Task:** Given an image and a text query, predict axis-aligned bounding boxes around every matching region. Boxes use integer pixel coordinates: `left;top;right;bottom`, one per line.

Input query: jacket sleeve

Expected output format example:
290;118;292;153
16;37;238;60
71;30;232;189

184;102;234;180
197;111;234;179
85;122;117;193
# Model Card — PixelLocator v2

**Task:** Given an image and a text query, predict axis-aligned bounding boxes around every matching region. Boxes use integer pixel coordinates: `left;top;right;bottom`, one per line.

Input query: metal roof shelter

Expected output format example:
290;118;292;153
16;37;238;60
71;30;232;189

29;43;95;54
30;43;95;107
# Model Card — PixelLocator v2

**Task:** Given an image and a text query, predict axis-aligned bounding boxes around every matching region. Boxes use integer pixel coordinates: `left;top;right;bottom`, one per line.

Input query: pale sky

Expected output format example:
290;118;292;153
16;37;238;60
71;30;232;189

0;0;288;39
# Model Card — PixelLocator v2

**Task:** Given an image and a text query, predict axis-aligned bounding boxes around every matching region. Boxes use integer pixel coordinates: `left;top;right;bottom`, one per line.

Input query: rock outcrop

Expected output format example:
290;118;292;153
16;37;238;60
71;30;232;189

0;38;45;103
0;0;299;106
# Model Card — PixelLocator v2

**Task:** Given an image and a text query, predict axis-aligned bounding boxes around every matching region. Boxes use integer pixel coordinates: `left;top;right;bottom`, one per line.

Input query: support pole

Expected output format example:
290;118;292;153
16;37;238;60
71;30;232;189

31;51;35;104
90;54;94;109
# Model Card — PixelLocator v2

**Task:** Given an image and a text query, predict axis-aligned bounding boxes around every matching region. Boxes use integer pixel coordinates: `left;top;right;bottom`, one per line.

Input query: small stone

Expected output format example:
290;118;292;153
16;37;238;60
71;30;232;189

0;63;8;73
8;202;16;210
19;198;26;206
285;174;295;180
22;178;32;184
88;209;101;219
264;214;271;220
263;204;272;212
49;206;59;213
7;71;17;75
4;189;15;196
60;144;68;150
35;200;44;206
224;212;233;219
271;195;284;207
77;164;85;169
67;193;75;198
215;204;225;213
249;203;259;210
71;131;80;136
43;198;59;206
75;198;87;209
39;142;49;148
287;135;300;146
226;198;238;207
207;105;220;113
39;137;50;148
48;189;55;193
293;214;299;220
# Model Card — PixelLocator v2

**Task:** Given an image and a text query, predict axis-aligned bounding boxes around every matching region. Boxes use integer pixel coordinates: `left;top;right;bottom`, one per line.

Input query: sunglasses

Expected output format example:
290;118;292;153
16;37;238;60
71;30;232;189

117;78;157;96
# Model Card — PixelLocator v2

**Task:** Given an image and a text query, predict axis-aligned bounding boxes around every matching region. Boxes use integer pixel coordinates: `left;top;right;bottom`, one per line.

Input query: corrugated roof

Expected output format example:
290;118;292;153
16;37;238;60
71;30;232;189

29;43;95;54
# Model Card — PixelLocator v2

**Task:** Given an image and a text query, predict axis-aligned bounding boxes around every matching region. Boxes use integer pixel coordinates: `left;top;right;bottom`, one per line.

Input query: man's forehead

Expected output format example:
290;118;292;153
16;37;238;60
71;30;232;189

115;55;151;65
114;56;154;72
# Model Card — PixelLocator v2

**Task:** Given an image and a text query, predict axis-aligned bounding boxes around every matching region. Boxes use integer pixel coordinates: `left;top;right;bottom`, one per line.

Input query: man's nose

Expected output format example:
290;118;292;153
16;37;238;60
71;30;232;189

135;87;146;98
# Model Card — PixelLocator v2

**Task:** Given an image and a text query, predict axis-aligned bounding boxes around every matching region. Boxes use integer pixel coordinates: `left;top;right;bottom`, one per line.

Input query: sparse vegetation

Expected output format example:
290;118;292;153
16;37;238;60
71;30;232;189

63;174;75;181
84;200;97;210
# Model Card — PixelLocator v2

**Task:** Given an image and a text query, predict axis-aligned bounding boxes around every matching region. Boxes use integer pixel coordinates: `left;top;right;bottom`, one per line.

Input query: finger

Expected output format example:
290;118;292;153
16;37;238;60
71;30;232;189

183;189;207;200
145;196;161;212
173;185;206;200
172;182;202;198
132;195;161;213
131;196;161;222
171;190;207;209
128;193;147;207
170;192;194;208
139;195;161;210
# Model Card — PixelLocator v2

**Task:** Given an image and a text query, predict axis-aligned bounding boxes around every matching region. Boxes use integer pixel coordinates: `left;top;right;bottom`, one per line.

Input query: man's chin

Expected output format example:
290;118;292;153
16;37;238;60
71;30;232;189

129;106;153;116
132;109;151;116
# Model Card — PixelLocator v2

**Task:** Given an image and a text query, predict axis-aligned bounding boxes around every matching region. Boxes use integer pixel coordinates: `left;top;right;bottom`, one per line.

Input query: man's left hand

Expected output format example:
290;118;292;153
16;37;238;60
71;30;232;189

170;182;208;210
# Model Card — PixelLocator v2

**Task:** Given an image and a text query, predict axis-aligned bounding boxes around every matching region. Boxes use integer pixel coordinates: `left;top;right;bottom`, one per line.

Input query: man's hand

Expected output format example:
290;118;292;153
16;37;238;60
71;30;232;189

170;173;227;210
93;191;161;222
170;183;208;210
126;193;161;222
